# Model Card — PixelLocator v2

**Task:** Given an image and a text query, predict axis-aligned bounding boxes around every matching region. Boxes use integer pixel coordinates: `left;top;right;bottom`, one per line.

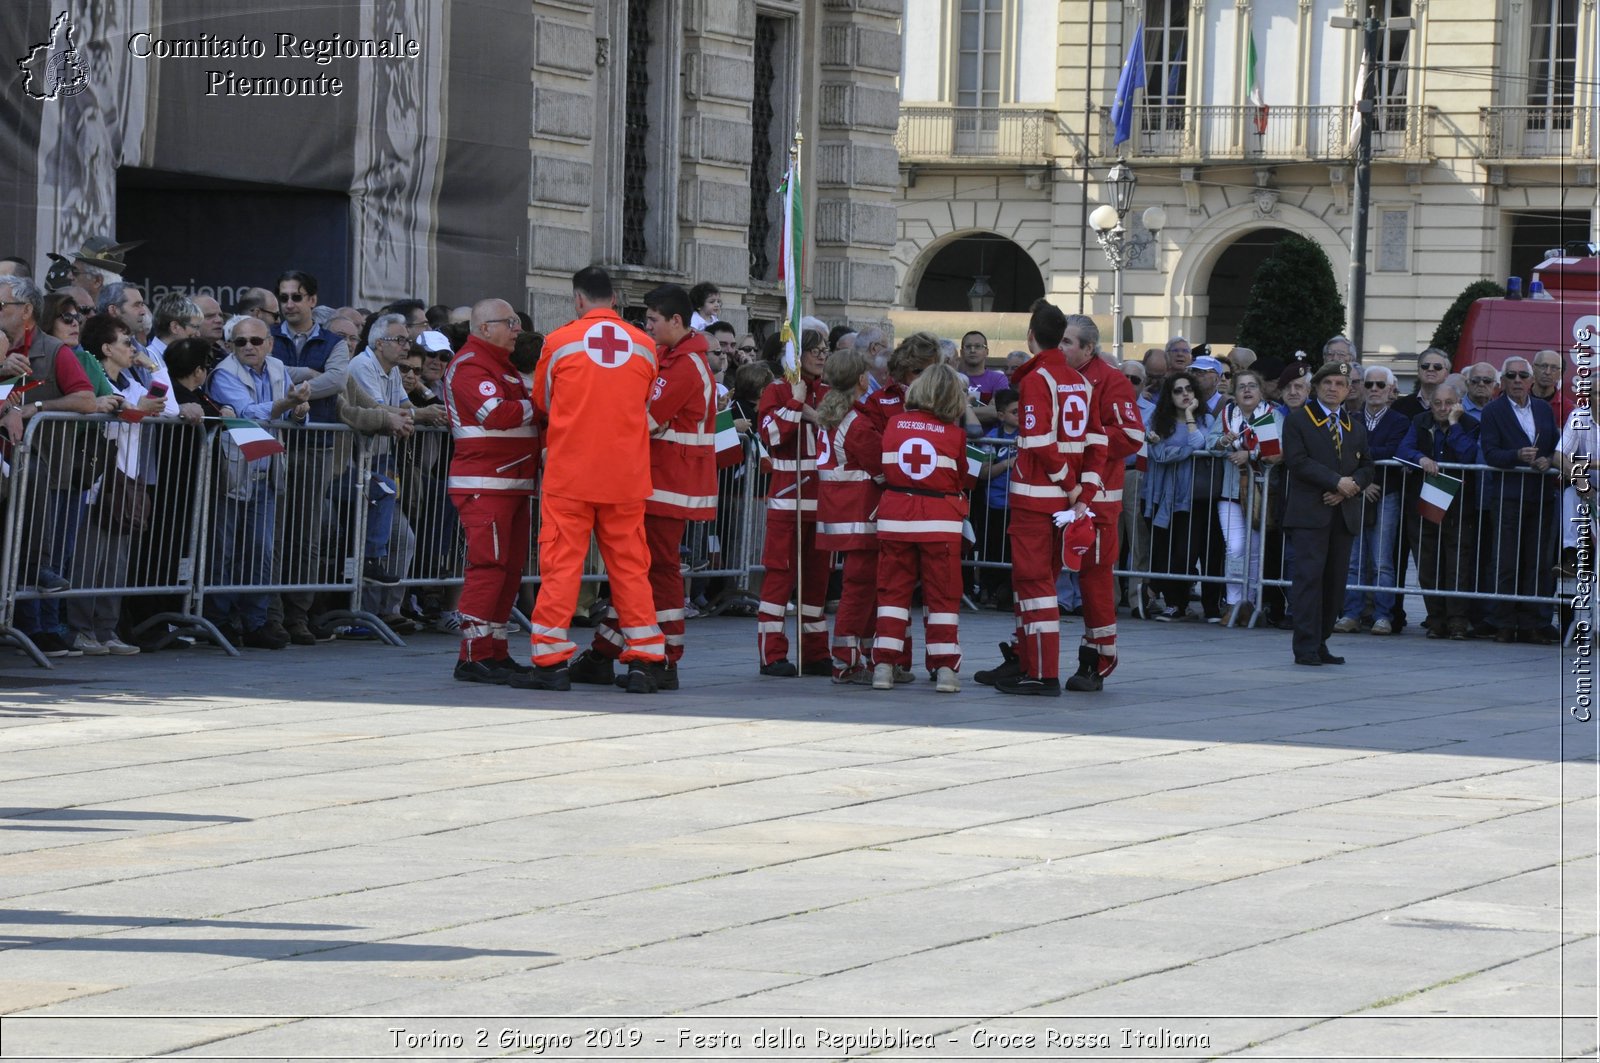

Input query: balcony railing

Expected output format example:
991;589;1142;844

895;106;1054;164
1481;105;1594;159
1098;103;1435;162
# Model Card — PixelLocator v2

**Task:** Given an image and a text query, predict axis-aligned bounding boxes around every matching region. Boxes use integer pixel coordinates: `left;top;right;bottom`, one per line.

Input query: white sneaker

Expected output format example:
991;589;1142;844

872;663;895;690
103;638;141;656
72;633;108;656
935;667;960;693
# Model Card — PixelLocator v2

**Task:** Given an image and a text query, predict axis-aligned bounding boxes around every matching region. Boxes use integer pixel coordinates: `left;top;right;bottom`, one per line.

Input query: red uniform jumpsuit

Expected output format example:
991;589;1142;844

873;410;976;673
529;309;666;668
1006;349;1106;681
444;333;541;663
816;401;883;678
1073;351;1144;678
755;374;831;667
590;331;716;666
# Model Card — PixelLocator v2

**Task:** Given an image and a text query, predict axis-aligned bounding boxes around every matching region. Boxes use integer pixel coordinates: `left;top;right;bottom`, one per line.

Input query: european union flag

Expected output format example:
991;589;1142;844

1110;22;1147;148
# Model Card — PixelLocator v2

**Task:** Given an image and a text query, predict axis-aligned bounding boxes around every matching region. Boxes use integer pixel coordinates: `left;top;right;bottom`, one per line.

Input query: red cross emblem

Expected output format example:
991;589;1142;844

584;322;632;368
896;437;937;480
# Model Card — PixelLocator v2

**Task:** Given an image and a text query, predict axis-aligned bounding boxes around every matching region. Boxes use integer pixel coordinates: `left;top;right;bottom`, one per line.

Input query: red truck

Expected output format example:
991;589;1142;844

1454;253;1600;394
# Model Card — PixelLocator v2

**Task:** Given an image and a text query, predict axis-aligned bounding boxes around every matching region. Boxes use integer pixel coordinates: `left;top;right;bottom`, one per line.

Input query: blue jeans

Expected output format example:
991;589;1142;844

366;461;397;560
1343;491;1400;621
210;482;277;630
18;489;83;635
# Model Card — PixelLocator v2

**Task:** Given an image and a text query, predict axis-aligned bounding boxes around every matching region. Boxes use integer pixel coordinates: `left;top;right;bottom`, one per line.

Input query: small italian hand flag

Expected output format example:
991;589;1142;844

966;443;988;479
1418;470;1462;524
222;418;286;461
714;407;743;469
1249;410;1280;459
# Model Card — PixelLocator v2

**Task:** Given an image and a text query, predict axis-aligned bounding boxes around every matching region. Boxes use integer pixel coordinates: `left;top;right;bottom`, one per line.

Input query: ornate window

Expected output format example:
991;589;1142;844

1143;0;1188;133
621;0;653;266
1527;0;1578;130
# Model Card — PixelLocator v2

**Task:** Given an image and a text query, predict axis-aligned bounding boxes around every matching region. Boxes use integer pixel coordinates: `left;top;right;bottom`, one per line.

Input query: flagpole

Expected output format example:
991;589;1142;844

784;131;808;675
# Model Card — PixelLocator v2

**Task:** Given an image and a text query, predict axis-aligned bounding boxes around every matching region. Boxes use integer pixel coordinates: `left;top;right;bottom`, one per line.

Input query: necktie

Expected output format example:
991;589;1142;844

1327;408;1342;459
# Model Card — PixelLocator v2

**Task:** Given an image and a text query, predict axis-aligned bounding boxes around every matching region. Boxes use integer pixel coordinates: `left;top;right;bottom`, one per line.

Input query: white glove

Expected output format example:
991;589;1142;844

1052;508;1095;527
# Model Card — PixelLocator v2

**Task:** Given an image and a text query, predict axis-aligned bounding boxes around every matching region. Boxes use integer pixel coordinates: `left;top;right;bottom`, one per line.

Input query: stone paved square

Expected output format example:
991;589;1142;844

0;613;1593;1061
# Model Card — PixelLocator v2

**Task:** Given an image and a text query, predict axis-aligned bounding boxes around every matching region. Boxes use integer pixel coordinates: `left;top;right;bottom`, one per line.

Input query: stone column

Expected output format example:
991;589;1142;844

811;0;903;328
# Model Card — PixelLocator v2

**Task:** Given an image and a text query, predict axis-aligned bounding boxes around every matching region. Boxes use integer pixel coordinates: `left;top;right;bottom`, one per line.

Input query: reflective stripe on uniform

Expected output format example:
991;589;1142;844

1009;481;1068;498
1018;596;1056;611
448;475;537;491
873;635;904;651
1022;620;1059;635
820;468;872;482
877;606;911;620
925;642;961;656
877;518;964;535
818;520;876;536
767;497;819;512
453;425;539;439
925;612;960;626
648;488;718;509
656;427;715;446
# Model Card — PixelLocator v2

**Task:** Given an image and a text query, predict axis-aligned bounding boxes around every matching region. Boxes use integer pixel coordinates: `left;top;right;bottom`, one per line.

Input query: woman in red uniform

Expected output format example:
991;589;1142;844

814;349;882;684
872;364;977;693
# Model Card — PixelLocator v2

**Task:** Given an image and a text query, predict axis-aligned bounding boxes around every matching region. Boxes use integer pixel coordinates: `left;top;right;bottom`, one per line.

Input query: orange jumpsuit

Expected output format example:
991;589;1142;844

529;309;666;668
590;330;716;665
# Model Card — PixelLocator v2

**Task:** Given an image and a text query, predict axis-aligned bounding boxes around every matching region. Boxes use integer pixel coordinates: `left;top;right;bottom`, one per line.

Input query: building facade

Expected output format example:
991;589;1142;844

3;0;901;333
894;0;1599;364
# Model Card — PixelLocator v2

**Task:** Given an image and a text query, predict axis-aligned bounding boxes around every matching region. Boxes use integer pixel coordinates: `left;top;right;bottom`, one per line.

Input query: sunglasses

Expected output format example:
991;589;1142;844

1220;372;1233;380
1469;376;1496;385
1363;381;1388;389
737;345;758;353
1124;375;1143;385
276;291;308;303
1419;363;1448;371
400;364;423;374
1171;385;1194;394
256;308;282;322
1502;370;1531;379
57;311;82;325
233;336;269;348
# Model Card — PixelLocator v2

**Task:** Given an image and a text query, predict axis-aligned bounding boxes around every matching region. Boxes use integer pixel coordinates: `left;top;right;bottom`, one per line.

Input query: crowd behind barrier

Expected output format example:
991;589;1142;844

0;410;1578;671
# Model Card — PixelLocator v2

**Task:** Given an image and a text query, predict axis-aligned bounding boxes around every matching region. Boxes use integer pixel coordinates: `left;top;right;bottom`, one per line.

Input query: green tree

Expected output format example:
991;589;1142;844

1235;234;1347;368
1429;279;1506;355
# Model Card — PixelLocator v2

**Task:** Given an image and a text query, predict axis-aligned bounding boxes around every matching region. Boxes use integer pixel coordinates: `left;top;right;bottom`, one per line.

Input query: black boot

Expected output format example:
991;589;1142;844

1064;646;1104;693
567;648;616;686
974;642;1022;687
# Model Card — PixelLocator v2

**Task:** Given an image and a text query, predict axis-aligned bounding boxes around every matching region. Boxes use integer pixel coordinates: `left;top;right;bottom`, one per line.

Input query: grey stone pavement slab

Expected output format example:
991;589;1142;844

0;612;1593;1061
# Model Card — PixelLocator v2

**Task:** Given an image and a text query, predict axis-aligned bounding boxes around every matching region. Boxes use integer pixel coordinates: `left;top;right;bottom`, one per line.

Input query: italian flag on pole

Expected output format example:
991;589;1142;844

1250;409;1281;458
714;407;743;469
776;157;804;382
1247;31;1268;135
1418;470;1462;524
222;418;286;461
966;444;988;480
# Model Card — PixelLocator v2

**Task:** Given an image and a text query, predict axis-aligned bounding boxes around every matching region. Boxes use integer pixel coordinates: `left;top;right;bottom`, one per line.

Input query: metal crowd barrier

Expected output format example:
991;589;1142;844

1254;459;1568;634
0;413;233;667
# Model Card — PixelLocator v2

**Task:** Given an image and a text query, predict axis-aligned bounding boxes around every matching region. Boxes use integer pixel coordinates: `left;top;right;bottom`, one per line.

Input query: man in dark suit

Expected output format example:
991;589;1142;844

1282;361;1375;666
1479;355;1560;643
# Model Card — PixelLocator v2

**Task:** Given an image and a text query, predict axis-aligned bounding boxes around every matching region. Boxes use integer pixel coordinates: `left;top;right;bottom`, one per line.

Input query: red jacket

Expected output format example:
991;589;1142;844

534;309;656;502
444;334;541;494
1008;348;1106;515
646;331;717;520
877;410;976;542
861;380;906;431
817;401;884;550
757;374;830;521
1074;350;1143;524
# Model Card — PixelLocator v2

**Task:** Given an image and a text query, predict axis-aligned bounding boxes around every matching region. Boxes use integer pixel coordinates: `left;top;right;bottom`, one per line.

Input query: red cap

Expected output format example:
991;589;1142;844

1060;518;1096;572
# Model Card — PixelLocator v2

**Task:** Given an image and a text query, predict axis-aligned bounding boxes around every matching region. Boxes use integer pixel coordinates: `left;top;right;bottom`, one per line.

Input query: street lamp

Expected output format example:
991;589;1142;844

1330;6;1415;360
1089;161;1167;362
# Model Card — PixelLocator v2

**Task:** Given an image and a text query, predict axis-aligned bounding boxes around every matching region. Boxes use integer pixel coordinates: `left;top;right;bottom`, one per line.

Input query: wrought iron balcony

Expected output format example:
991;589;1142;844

1480;105;1594;159
895;106;1054;164
1097;103;1435;163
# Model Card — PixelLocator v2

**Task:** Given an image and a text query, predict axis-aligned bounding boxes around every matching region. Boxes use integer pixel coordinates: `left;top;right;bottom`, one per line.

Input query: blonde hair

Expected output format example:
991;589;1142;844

815;348;869;430
905;362;967;423
889;331;941;384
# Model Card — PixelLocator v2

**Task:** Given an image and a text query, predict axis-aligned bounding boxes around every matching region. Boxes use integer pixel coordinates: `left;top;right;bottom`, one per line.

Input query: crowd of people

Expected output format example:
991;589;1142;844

0;238;1582;692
